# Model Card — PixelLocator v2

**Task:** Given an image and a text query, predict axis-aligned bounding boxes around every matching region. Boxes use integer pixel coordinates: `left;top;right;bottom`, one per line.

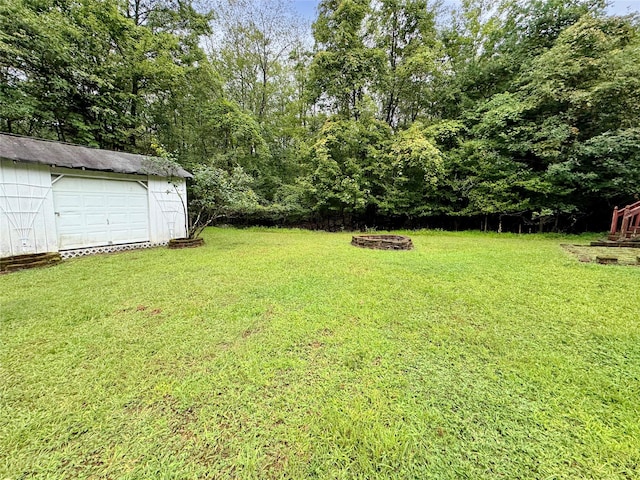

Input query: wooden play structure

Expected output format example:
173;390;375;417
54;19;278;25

609;201;640;241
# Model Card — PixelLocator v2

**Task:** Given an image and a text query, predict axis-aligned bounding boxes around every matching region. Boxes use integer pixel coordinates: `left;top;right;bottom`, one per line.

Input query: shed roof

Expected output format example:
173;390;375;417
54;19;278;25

0;133;192;178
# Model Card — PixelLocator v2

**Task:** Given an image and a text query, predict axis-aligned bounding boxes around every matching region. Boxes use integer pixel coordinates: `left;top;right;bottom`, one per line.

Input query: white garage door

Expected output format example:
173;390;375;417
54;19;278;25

53;176;149;250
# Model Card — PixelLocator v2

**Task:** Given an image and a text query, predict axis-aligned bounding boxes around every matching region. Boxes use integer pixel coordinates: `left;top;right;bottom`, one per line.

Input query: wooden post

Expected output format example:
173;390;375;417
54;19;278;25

610;206;619;236
621;211;630;238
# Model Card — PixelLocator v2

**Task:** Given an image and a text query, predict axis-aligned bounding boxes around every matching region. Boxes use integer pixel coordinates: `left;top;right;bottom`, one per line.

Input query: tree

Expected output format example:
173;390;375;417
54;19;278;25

574;128;640;209
189;165;260;230
2;0;639;231
446;12;640;230
369;0;444;127
303;117;391;224
209;0;305;120
309;0;385;119
379;122;444;217
0;0;210;150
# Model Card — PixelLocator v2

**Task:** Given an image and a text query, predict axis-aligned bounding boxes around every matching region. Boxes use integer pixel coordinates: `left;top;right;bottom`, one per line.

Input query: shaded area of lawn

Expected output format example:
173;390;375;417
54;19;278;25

1;228;639;479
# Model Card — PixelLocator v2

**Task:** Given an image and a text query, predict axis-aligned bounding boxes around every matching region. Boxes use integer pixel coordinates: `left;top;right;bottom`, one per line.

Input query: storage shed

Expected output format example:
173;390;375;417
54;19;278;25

0;133;192;258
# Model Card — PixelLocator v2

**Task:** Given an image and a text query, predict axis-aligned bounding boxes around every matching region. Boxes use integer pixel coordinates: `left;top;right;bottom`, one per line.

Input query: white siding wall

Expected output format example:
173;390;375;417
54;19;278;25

0;159;57;256
0;162;189;257
148;176;188;243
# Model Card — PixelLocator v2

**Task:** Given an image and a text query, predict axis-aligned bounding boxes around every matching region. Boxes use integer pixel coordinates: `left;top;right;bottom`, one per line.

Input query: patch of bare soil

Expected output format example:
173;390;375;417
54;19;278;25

562;244;640;266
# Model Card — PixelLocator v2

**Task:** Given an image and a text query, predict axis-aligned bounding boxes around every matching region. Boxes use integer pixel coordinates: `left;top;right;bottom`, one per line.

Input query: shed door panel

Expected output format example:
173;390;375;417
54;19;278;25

53;176;149;249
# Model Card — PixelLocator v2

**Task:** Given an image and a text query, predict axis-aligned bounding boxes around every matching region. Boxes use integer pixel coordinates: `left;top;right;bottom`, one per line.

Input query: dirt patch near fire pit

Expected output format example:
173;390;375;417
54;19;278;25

562;244;640;266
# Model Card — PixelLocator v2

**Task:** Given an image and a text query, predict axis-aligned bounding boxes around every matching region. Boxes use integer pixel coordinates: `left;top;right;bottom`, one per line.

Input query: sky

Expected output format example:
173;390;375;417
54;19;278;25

291;0;640;21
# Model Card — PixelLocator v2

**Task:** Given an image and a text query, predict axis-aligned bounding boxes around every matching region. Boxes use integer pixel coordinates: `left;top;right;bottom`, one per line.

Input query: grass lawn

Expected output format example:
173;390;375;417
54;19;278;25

1;228;639;479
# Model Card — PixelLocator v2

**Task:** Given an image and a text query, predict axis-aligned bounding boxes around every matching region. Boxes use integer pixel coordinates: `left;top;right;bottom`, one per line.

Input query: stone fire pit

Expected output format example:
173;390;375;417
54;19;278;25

351;234;413;250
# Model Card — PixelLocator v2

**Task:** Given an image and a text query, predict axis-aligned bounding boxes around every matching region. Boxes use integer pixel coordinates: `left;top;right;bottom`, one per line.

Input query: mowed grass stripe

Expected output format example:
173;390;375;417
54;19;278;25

1;228;639;479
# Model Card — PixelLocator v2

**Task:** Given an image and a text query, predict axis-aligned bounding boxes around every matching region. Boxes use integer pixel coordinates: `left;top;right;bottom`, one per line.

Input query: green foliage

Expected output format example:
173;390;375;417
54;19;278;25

447;139;533;217
0;0;210;149
211;0;304;123
304;117;391;218
189;165;259;229
310;0;386;119
1;0;640;229
463;13;640;225
201;99;270;168
368;0;443;127
574;128;640;204
380;122;444;216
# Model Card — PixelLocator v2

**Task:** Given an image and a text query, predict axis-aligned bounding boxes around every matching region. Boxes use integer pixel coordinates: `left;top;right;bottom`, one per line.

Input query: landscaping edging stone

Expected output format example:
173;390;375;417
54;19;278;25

168;237;205;249
596;256;618;265
351;235;413;250
590;239;640;248
0;252;62;272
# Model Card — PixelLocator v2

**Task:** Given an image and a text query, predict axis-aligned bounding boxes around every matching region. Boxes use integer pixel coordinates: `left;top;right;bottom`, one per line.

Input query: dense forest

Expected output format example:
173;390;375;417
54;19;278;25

1;0;639;232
